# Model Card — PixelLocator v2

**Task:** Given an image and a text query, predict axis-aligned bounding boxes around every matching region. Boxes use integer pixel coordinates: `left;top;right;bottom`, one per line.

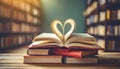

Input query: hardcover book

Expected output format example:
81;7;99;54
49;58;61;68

51;49;98;58
27;46;98;58
24;55;62;63
31;19;103;50
27;48;50;55
63;56;97;64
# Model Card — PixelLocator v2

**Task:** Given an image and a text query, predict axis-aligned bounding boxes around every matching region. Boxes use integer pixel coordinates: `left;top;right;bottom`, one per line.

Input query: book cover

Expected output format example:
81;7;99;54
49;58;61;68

51;49;98;58
63;56;97;64
24;55;63;64
27;48;50;55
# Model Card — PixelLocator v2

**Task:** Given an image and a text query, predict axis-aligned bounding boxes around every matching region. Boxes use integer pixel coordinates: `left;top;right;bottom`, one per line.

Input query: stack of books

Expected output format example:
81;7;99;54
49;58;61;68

24;19;103;64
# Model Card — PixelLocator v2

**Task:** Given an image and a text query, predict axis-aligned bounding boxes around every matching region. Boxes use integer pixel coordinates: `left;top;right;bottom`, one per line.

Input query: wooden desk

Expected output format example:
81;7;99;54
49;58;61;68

0;46;120;69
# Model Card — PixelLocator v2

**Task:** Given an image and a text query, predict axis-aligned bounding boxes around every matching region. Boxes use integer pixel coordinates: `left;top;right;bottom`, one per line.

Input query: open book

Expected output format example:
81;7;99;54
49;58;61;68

32;19;103;49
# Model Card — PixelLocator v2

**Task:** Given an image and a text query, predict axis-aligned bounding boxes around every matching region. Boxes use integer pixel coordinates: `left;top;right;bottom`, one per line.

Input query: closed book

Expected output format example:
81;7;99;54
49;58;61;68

100;12;105;22
24;55;62;63
27;45;98;57
51;49;98;58
27;45;58;55
63;57;97;64
27;48;50;55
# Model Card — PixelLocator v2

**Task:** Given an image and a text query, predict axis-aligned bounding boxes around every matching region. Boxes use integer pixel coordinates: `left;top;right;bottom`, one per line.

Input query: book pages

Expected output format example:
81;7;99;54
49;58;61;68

51;19;75;44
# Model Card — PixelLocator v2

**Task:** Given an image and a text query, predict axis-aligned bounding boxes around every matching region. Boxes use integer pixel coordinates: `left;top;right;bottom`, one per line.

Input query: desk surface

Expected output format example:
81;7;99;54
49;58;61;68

0;46;120;69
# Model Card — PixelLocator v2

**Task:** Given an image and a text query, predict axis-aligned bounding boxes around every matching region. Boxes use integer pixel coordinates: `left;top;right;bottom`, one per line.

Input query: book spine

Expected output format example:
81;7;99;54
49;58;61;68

27;48;56;56
51;49;82;58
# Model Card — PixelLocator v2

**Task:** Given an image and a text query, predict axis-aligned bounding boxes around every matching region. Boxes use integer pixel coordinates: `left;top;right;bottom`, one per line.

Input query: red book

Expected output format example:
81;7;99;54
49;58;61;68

27;45;58;55
51;49;98;58
27;44;99;57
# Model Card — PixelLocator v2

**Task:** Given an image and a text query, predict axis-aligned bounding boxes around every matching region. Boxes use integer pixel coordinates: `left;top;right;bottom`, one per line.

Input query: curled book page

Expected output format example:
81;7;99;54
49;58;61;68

51;19;76;44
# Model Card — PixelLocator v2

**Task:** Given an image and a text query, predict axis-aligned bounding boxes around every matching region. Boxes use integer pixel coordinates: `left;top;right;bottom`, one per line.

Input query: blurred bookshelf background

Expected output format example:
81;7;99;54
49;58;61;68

0;0;41;50
84;0;120;52
0;0;120;52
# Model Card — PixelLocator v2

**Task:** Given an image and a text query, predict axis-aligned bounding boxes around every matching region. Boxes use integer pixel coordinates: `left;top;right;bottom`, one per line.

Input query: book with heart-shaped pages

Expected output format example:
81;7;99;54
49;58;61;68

31;19;103;50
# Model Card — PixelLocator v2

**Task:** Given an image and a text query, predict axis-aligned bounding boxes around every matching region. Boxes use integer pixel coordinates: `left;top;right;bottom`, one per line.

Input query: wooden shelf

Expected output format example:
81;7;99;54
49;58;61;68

89;34;105;39
86;20;120;28
105;36;120;40
86;22;105;27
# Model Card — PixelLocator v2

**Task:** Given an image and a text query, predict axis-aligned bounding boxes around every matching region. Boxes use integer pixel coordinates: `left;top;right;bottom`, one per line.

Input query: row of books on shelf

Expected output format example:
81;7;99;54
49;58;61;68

86;9;120;25
86;14;98;25
106;40;120;51
98;39;120;51
107;25;120;36
0;22;40;33
106;9;120;21
87;25;120;36
85;0;120;16
26;13;40;24
0;4;11;18
0;0;40;16
98;0;120;6
87;25;105;36
0;0;40;8
12;10;25;22
0;4;40;24
0;34;34;49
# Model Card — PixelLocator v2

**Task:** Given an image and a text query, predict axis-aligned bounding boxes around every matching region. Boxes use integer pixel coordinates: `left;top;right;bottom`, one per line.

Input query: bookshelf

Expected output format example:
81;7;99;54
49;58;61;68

0;0;41;50
84;0;120;52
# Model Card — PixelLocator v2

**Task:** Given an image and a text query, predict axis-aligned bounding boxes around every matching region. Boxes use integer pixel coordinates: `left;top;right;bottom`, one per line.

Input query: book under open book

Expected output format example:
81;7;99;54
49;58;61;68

27;47;98;58
24;55;62;63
